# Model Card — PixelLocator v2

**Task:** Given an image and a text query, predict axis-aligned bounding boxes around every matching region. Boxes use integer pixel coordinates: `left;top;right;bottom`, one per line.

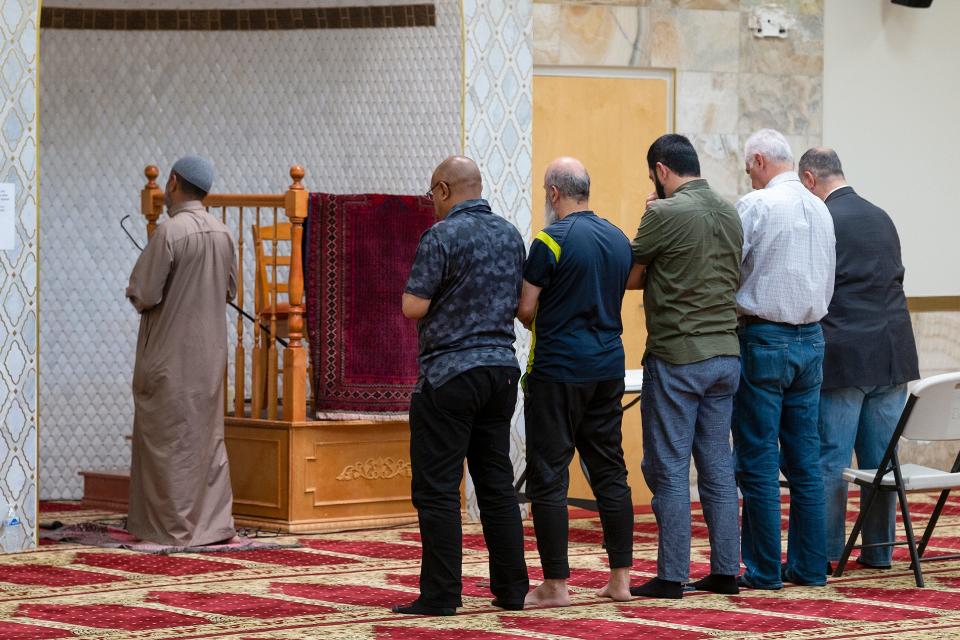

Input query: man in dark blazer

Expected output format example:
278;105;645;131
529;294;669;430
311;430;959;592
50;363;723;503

799;147;920;571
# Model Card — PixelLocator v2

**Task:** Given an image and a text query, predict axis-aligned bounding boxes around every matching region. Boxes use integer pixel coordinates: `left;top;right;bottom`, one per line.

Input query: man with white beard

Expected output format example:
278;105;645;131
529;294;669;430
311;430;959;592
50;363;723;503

517;156;635;606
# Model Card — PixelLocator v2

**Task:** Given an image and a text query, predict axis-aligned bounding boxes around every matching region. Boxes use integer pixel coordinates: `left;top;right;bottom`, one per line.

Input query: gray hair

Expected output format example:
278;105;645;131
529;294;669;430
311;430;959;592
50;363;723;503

744;128;794;165
546;164;590;201
798;147;845;180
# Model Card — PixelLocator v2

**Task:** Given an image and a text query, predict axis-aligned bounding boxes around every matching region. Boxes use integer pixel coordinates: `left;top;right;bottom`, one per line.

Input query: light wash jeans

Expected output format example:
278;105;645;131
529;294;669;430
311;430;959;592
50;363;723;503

819;384;907;565
641;354;741;583
733;321;827;588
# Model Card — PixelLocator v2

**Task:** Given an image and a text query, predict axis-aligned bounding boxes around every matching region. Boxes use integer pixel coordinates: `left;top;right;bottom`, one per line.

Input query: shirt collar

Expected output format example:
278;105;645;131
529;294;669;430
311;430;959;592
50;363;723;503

673;178;709;195
446;198;491;219
825;184;849;199
565;210;595;218
766;171;800;189
168;200;205;217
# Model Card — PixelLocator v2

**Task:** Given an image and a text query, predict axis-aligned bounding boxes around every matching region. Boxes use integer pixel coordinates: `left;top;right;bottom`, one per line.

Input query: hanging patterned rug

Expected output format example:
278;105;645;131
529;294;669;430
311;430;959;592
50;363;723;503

8;494;960;638
304;193;434;419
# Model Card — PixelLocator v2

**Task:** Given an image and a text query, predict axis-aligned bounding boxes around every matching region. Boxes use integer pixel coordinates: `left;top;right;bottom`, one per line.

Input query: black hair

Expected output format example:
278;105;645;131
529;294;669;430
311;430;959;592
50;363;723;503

646;134;701;177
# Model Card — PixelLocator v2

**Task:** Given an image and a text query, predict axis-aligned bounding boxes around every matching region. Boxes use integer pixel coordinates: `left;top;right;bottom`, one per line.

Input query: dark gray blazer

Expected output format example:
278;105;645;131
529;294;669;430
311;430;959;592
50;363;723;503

821;186;919;390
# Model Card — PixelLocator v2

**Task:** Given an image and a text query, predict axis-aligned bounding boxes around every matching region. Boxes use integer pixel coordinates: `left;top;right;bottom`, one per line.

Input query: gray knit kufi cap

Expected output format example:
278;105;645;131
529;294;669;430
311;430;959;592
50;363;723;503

171;155;215;194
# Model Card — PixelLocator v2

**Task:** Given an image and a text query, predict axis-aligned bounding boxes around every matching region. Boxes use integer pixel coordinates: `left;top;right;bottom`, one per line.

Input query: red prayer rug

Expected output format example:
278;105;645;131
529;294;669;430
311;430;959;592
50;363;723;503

10;493;960;639
305;193;434;418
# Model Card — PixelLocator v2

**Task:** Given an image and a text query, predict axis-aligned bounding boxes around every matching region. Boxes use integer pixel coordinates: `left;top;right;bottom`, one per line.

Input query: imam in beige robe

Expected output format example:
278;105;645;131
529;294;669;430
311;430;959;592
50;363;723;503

125;200;238;547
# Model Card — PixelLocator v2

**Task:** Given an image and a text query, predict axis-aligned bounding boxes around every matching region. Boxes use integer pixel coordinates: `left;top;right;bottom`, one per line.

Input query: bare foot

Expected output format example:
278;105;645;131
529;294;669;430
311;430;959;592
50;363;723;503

598;567;632;601
524;578;570;608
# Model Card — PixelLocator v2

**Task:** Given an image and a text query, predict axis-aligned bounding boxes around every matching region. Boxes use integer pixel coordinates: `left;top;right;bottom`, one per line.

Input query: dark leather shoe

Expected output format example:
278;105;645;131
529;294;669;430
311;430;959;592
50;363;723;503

391;601;456;616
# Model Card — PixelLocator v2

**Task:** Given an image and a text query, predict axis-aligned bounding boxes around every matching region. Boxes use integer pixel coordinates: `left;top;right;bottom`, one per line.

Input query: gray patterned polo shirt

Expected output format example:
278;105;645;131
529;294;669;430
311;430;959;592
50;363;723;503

404;198;525;391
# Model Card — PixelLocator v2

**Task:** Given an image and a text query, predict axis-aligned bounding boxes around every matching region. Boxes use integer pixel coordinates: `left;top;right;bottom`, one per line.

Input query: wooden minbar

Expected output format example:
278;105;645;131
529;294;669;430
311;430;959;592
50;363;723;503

90;165;419;532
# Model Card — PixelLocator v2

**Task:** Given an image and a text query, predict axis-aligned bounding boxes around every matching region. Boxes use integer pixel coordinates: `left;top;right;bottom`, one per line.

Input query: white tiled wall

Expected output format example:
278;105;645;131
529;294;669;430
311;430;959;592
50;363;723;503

0;0;39;551
462;0;534;516
38;3;461;499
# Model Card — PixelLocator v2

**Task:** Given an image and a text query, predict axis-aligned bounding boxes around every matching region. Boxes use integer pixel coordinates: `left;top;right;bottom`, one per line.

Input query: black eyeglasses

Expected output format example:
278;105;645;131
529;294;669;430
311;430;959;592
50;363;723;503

426;180;446;198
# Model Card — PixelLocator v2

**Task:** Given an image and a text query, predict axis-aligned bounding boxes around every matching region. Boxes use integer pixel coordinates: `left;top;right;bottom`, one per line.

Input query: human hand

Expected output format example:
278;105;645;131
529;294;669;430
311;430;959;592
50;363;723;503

645;191;658;207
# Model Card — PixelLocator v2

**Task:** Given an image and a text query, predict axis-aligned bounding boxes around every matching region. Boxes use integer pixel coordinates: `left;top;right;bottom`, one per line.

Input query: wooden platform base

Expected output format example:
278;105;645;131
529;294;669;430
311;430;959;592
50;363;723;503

234;512;419;534
79;468;129;511
225;416;418;533
80;417;424;533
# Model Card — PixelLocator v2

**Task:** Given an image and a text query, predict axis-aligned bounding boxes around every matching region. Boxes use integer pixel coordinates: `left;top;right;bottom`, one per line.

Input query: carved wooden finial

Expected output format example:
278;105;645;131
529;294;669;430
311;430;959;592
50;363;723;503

145;165;160;189
289;165;305;191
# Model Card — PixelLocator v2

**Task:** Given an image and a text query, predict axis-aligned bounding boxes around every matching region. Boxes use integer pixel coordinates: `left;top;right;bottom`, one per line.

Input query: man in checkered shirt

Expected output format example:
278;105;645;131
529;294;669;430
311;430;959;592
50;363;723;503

733;128;836;591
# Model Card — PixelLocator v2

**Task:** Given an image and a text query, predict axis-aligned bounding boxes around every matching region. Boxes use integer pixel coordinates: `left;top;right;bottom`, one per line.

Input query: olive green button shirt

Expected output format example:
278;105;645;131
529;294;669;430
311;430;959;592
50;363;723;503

631;179;743;365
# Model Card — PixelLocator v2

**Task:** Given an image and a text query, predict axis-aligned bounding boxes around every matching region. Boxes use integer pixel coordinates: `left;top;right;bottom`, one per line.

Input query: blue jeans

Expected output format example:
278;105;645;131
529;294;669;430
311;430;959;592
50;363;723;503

641;354;741;583
819;384;907;565
733;321;827;587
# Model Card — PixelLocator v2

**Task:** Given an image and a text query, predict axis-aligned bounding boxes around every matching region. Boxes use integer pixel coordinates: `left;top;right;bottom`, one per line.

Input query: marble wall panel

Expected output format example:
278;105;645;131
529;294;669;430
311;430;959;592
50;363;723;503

739;0;822;16
677;71;738;134
738;72;821;136
536;0;739;6
911;312;960;378
682;133;740;203
533;2;560;63
556;4;651;67
658;0;739;9
739;9;822;76
649;7;739;72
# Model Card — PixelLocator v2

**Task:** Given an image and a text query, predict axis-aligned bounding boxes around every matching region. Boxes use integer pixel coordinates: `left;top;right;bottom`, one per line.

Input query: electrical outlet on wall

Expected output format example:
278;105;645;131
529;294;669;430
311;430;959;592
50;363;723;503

749;6;794;38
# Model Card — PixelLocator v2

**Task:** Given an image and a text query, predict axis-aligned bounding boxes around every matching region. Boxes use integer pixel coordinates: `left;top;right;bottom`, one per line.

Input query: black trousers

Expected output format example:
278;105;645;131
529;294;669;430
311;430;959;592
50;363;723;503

525;377;634;579
409;366;529;608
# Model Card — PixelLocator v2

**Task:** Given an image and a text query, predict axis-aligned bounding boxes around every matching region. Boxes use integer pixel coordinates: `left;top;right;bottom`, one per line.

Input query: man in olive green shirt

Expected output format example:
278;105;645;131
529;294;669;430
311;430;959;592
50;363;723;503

627;134;743;599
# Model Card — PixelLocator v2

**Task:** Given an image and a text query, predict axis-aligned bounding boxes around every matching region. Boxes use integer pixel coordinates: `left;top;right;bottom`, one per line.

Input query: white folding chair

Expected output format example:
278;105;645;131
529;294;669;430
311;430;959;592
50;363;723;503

834;372;960;587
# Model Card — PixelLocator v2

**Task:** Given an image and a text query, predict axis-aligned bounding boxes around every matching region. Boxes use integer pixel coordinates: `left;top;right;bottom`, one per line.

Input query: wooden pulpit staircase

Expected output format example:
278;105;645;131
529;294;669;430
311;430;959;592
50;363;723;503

81;166;417;532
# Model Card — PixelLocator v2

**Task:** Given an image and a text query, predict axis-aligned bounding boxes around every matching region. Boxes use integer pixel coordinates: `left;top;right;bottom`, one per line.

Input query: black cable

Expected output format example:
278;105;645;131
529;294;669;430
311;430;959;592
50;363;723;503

120;215;289;348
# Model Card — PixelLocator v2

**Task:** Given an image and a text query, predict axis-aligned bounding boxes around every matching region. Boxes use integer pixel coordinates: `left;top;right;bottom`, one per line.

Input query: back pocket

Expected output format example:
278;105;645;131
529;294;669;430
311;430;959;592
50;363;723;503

745;343;788;386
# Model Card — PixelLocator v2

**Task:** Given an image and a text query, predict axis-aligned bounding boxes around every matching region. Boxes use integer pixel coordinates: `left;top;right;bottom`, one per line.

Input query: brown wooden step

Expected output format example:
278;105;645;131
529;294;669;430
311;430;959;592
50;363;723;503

79;468;129;511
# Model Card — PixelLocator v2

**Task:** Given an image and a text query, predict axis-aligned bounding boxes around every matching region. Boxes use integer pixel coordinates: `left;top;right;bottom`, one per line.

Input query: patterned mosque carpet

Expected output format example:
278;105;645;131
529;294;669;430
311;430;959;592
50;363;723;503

3;496;960;639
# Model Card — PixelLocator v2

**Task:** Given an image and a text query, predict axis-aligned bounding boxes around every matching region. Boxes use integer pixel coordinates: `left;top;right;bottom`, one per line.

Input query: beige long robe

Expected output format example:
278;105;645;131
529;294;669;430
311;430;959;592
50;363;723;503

125;201;238;546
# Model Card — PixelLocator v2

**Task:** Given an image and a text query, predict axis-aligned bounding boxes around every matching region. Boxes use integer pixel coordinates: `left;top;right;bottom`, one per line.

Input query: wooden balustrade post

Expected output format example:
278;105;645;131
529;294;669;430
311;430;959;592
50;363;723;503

282;165;308;422
141;165;164;238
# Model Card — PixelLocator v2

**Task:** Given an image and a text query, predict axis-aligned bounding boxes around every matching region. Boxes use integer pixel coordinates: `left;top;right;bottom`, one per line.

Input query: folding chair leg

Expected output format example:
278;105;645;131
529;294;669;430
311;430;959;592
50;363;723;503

835;486;879;578
917;489;951;560
896;484;924;588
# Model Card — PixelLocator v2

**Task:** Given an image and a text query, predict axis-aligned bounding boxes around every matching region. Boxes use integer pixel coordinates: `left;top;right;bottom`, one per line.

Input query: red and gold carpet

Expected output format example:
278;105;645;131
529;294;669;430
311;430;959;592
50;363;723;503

6;496;960;639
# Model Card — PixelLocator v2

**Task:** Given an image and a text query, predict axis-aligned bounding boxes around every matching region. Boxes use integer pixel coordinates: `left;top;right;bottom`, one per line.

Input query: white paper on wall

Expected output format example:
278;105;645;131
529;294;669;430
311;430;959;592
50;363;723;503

0;184;15;250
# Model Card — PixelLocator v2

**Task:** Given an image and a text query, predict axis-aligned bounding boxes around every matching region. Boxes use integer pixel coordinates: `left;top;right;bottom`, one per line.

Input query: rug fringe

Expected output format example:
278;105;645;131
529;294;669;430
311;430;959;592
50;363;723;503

314;411;409;422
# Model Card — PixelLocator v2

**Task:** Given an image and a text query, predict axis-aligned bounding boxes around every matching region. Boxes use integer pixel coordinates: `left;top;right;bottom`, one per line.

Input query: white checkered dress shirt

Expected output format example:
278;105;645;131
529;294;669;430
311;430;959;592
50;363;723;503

735;171;836;325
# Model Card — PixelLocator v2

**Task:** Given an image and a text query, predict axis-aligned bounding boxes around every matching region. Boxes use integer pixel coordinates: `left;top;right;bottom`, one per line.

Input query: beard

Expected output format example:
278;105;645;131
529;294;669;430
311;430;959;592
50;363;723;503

654;174;667;200
164;189;172;211
544;197;558;227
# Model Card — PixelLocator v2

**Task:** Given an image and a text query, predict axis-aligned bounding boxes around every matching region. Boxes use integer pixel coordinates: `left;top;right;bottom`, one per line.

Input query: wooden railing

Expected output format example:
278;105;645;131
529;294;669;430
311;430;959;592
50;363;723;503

140;164;309;422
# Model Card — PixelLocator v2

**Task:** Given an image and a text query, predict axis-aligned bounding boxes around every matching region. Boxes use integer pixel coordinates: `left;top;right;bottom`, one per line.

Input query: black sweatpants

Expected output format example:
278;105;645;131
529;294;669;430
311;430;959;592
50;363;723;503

409;366;529;608
525;377;634;579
